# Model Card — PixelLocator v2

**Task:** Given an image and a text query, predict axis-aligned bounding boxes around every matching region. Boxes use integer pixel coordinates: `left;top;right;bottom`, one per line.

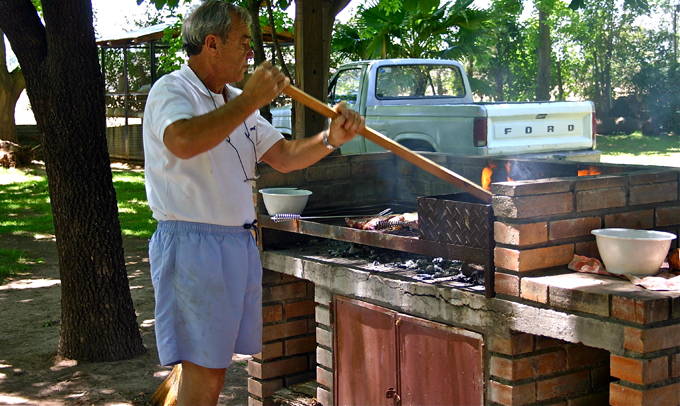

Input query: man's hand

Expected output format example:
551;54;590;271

326;101;365;148
242;61;290;109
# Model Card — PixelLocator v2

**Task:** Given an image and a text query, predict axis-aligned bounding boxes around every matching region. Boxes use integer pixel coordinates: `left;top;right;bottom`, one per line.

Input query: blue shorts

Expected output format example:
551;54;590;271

149;220;263;369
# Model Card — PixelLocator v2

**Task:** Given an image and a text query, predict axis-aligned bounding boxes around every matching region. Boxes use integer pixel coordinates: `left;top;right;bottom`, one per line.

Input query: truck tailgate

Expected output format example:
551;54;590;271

484;101;595;155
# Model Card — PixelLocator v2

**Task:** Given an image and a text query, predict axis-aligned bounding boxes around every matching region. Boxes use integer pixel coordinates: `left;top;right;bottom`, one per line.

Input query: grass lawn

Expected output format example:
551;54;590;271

597;132;680;168
0;165;155;239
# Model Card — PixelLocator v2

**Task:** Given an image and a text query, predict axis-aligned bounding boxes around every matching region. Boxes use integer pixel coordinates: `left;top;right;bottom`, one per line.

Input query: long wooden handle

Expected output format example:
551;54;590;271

283;85;493;203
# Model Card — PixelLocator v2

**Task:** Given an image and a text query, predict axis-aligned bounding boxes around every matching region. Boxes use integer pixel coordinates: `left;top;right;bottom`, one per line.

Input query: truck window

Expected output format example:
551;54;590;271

328;68;361;108
375;64;466;99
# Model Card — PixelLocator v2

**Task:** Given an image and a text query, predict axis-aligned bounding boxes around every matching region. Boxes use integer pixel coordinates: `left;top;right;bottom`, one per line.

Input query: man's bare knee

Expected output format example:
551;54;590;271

177;360;227;406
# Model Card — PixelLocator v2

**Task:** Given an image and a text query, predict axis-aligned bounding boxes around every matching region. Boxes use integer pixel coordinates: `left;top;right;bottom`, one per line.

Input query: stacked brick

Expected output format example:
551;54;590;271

493;169;680;296
492;169;680;406
248;270;317;406
488;333;610;406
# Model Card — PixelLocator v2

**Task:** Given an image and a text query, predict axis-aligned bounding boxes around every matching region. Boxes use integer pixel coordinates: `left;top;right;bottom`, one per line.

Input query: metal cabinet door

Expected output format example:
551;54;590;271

335;296;399;406
397;314;484;406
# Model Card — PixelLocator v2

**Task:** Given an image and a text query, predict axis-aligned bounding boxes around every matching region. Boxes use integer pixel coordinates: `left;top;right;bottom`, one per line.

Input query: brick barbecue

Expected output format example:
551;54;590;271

247;152;680;406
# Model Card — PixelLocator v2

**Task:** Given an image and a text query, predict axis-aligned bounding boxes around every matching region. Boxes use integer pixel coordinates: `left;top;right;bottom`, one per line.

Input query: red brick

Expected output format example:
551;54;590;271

495;272;520;297
493;193;574;219
604;210;654;230
531;350;568;376
630;183;679;205
263;304;283;324
492;179;572;197
672;354;680;378
262;282;309;303
284;300;316;319
536;370;590;401
316;366;333;390
248;356;309;380
248;377;283;398
612;295;669;325
305;163;351;182
610;381;680;406
629;170;678;185
489;380;536;406
574;175;625;191
549;217;601;240
624;324;680;353
316;327;332;348
657;206;680;227
520;277;549;303
574;240;599;257
591;365;611;388
535;336;566;350
566;346;609;369
495;245;575;272
495;221;548;246
576;187;626;212
490;356;533;381
489;333;534;356
549;284;610;317
317;387;332;406
262;319;309;342
262;269;283;284
284;335;316;356
610;354;668;385
252;342;283;361
567;392;609;406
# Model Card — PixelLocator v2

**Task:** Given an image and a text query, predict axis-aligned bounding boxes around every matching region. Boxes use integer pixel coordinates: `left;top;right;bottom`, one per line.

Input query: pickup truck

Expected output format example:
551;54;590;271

272;59;600;162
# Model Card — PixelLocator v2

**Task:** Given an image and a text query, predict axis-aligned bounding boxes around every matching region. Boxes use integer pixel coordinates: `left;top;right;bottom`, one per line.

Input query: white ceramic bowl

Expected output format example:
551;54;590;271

592;228;677;276
260;189;312;215
258;187;298;194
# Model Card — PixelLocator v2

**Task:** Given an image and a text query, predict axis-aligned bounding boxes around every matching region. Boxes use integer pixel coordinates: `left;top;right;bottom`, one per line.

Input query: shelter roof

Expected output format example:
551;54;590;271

96;23;177;47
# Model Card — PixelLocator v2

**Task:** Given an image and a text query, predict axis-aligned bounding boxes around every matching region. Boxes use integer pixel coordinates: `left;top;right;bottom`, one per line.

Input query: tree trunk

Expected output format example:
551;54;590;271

536;7;551;101
0;0;145;361
247;0;272;123
293;0;351;140
0;30;25;143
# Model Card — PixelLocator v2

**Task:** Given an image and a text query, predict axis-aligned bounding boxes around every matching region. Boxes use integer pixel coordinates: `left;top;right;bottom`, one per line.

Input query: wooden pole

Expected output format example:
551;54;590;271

282;85;493;203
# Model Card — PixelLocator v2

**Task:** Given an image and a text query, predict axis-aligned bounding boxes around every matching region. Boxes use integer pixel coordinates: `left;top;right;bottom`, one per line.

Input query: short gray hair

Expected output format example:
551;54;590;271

182;1;252;57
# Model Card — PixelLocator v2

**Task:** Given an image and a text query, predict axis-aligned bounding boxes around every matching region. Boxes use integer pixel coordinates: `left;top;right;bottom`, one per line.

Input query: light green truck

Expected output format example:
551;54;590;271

272;58;600;162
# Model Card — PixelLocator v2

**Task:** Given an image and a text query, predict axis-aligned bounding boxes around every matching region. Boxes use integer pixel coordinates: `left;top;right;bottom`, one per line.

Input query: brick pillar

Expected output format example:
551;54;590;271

314;286;333;406
610;324;680;406
488;332;610;406
248;270;316;406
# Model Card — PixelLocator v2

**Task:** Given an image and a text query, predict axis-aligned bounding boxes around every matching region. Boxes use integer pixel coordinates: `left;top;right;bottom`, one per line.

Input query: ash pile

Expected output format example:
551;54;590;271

324;240;485;287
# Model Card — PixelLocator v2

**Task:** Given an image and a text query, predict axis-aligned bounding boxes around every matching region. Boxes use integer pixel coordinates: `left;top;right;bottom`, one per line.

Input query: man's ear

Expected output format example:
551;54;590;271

205;34;219;55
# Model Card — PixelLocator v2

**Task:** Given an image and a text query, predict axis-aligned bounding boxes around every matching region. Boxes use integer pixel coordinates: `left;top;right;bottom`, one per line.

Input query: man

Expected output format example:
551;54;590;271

142;1;365;405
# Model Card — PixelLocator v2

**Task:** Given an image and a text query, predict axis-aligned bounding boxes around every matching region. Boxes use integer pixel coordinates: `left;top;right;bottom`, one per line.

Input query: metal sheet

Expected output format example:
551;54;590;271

335;296;399;406
397;313;485;406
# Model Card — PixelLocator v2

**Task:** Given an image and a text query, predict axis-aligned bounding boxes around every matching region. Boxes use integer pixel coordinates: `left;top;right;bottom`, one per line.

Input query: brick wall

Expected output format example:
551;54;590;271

248;270;316;406
491;168;680;406
488;332;610;406
492;169;679;289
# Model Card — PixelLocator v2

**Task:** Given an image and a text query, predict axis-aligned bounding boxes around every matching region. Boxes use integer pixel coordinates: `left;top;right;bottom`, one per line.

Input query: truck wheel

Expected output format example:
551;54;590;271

399;140;436;152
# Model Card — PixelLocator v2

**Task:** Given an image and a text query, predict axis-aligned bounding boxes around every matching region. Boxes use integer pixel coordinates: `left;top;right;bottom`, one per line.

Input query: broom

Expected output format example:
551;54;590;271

151;364;182;406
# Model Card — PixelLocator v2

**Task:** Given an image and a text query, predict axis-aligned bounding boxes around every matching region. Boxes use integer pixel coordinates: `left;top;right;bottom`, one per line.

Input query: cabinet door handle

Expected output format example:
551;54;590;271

385;387;401;402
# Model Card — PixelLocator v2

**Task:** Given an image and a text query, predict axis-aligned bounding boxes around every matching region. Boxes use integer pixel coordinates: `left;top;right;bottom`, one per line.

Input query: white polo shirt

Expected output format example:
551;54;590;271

143;64;283;226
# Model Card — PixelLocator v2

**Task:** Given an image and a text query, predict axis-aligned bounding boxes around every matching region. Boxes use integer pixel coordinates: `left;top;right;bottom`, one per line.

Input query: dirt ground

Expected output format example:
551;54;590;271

0;234;251;406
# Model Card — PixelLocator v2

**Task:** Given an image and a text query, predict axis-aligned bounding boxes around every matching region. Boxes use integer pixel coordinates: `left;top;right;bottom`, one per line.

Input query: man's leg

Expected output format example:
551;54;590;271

177;360;227;406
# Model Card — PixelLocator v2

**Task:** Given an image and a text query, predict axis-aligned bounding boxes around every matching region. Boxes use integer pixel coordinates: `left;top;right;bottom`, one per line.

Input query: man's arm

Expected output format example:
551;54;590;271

163;62;290;159
261;102;365;173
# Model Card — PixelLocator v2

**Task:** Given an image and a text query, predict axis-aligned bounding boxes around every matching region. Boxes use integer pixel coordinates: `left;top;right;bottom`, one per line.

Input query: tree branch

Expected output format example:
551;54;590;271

265;0;292;80
0;0;47;75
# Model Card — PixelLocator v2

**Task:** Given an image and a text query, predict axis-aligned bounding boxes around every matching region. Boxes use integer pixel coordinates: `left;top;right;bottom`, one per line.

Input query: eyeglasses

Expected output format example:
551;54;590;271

226;123;260;182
